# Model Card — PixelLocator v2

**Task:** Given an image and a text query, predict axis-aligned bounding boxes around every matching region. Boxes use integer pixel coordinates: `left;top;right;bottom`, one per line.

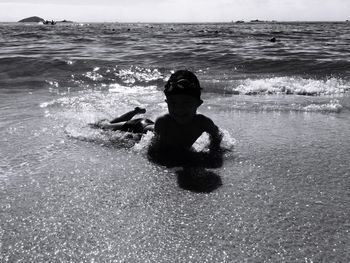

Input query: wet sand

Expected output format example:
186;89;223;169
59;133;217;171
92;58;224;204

1;100;349;262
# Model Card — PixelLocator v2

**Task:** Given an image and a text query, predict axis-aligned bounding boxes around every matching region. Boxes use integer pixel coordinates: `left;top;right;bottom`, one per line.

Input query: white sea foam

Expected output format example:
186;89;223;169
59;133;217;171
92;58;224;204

192;129;236;152
108;83;158;94
65;123;142;148
40;83;161;115
131;128;235;155
84;71;103;81
132;131;155;153
232;77;349;96
302;99;343;113
115;66;164;84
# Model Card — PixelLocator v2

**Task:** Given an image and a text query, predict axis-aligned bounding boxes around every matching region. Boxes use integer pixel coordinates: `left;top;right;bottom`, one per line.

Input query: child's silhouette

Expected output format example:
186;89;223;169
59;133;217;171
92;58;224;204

148;70;223;168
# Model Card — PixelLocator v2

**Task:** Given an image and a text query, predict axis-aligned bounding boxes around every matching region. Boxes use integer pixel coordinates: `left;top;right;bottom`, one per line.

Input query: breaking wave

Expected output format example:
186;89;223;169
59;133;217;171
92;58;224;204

225;77;350;96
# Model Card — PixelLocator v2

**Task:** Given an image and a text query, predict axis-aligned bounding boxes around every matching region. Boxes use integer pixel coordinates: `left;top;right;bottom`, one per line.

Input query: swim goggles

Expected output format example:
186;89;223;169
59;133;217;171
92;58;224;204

164;78;199;93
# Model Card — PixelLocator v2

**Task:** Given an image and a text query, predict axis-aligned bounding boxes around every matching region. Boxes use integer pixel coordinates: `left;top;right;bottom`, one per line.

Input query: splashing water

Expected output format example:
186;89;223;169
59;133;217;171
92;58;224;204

230;77;350;96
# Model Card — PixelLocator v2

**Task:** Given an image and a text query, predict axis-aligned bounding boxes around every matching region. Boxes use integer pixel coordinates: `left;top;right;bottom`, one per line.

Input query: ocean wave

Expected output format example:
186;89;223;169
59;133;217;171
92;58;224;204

227;77;350;96
109;83;158;94
67;65;167;90
115;66;164;84
205;96;345;113
66;65;350;98
302;99;343;113
40;84;160;113
40;77;347;118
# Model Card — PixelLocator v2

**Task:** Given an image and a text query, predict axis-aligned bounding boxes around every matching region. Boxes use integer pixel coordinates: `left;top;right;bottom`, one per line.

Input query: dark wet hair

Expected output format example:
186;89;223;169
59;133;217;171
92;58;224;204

164;70;202;99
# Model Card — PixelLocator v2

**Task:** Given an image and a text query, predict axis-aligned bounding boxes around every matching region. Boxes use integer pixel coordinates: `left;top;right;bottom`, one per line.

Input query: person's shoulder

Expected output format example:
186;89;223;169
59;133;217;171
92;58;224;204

154;114;172;133
155;114;171;124
194;114;214;124
194;114;218;132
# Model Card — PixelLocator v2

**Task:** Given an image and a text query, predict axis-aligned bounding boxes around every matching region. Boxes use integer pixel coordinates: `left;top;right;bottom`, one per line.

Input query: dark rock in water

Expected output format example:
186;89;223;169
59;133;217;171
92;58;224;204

18;16;45;23
270;37;277;42
250;19;264;23
59;19;74;23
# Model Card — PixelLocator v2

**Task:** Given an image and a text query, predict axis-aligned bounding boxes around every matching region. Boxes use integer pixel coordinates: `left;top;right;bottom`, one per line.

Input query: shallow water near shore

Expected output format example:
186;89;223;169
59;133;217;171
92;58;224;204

1;22;350;262
1;88;349;262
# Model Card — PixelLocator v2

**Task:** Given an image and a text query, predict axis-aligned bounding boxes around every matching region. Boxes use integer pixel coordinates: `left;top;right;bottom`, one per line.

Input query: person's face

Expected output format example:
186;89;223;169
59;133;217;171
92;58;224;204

166;94;202;125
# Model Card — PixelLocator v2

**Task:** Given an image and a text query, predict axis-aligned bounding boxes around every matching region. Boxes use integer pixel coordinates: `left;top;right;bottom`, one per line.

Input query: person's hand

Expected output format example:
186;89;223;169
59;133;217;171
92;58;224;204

134;107;146;114
91;119;109;129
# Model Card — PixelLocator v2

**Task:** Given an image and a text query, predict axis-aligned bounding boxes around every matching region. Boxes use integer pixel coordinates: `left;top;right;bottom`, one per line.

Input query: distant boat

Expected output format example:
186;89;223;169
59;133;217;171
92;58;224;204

235;20;245;24
43;20;56;25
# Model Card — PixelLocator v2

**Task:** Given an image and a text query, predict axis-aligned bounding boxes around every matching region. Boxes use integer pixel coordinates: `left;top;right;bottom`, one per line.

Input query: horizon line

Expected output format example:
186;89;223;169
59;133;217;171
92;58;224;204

1;19;349;23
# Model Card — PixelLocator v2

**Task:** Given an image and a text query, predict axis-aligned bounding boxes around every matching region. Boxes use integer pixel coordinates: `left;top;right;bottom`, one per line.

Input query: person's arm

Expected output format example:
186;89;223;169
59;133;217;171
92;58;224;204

144;125;154;132
208;127;223;154
110;107;146;123
147;118;162;152
147;117;170;165
203;117;224;167
99;122;125;130
88;119;126;130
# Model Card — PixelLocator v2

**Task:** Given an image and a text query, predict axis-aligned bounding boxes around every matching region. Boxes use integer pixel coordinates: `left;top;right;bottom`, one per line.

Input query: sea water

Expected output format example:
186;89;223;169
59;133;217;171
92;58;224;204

0;22;349;262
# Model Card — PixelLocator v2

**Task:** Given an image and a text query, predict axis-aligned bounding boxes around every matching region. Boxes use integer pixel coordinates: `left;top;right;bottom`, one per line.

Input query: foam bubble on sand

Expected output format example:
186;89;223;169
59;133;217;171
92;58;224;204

233;77;349;96
221;129;236;150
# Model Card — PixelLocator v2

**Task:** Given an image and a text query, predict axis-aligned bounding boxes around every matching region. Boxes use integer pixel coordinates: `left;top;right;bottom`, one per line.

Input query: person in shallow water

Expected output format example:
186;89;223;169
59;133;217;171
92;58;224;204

148;69;224;167
91;69;224;167
90;107;154;134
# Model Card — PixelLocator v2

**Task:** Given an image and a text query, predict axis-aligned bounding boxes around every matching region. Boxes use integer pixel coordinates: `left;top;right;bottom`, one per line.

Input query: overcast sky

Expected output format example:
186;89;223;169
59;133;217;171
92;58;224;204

0;0;349;22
